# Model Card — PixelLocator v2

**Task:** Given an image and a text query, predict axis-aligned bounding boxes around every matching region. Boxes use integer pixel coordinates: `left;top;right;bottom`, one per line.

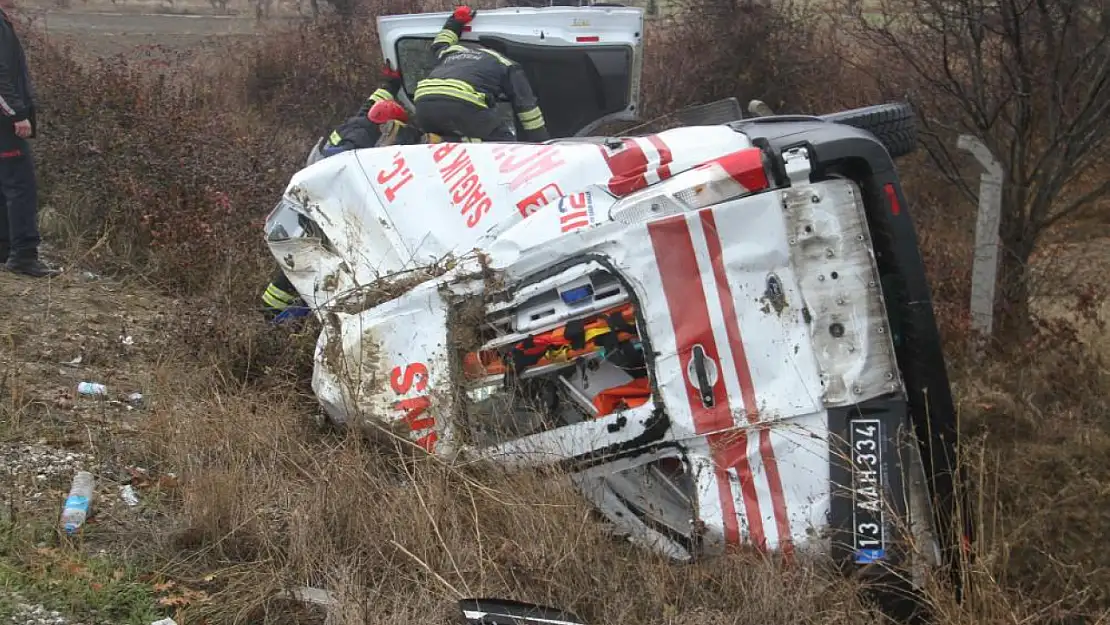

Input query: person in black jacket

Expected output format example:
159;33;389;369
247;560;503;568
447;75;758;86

318;66;406;158
412;5;549;143
0;7;56;277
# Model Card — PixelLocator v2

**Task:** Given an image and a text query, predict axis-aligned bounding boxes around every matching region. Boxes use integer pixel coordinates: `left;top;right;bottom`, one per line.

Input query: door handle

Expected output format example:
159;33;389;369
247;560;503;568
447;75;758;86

691;344;715;408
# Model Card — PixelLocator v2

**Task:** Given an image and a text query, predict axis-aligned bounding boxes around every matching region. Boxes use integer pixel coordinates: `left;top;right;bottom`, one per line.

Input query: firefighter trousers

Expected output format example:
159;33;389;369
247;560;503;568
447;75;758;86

413;96;515;142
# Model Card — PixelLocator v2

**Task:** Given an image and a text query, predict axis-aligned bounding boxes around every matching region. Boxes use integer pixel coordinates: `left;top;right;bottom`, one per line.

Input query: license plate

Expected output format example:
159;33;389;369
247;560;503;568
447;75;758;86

850;418;885;563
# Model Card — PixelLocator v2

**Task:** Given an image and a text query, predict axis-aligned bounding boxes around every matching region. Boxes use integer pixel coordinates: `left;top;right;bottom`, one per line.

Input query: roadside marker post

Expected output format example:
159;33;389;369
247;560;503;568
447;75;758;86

958;134;1004;350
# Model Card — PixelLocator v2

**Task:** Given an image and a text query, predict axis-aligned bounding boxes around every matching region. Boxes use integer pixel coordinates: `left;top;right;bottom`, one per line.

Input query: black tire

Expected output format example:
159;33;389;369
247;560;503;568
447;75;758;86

819;102;917;158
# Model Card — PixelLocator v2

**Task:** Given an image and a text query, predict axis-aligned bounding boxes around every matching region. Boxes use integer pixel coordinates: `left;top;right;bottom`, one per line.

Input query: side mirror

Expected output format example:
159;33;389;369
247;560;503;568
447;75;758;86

457;598;588;625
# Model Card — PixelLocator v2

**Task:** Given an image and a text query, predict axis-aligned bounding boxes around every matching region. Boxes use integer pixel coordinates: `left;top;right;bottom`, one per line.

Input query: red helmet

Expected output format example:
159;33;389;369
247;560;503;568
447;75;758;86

368;99;409;125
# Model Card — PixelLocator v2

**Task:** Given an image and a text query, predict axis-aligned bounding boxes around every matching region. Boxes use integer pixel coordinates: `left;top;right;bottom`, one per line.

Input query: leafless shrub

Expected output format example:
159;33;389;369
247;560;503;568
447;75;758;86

15;1;1110;622
832;0;1110;341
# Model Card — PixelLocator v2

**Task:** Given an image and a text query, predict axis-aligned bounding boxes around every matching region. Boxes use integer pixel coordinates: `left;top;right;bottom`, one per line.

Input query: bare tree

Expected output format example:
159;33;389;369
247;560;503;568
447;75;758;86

838;0;1110;339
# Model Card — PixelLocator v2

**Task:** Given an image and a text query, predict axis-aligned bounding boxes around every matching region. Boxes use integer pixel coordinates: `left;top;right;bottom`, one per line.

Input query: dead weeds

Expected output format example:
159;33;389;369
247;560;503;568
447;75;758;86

2;0;1107;622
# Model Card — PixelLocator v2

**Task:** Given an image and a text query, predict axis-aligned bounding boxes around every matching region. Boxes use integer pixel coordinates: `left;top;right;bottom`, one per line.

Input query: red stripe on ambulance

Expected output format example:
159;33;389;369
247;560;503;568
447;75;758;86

647;214;767;552
599;139;647;196
600;134;675;196
647;215;732;432
645;135;674;182
699;209;793;557
711;430;765;551
708;149;770;191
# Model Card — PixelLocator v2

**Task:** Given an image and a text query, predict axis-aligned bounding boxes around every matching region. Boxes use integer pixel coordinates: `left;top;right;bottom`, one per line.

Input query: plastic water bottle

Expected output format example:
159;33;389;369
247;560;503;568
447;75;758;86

77;382;107;396
60;471;95;534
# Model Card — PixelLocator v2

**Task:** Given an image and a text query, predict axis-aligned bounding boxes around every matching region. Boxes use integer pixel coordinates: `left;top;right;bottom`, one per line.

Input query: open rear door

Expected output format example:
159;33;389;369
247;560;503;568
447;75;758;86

378;6;644;138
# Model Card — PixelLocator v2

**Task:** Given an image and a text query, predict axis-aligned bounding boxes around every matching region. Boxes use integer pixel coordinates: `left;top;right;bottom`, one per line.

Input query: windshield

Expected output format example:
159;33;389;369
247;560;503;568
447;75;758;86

396;36;464;94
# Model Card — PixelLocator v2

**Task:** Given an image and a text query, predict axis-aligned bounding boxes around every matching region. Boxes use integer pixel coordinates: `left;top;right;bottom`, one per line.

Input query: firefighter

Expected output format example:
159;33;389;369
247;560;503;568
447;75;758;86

260;269;306;323
368;99;427;147
319;65;405;158
264;67;408;321
412;5;550;143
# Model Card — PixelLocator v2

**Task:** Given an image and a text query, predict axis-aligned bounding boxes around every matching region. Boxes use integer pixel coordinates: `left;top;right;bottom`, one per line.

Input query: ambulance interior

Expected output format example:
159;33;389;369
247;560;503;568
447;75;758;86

455;261;700;548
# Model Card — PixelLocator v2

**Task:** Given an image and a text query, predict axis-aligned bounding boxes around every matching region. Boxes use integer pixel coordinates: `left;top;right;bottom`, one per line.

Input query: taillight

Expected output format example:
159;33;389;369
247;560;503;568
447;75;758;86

884;183;902;216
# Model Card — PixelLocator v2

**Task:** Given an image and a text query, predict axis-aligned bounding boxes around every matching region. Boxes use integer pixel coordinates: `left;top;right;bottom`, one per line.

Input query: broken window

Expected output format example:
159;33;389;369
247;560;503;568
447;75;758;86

452;263;652;447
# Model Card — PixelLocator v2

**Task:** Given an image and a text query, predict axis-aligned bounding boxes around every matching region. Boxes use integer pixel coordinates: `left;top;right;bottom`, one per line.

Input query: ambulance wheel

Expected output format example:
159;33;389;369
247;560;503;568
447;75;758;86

819;102;917;159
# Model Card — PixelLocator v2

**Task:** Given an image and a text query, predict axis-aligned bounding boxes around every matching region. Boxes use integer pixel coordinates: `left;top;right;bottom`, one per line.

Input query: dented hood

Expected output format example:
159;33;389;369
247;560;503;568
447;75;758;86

270;128;756;309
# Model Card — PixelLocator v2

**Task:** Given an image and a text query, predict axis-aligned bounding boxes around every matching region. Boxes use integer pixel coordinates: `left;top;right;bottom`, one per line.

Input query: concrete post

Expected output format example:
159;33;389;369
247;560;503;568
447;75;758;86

957;135;1004;344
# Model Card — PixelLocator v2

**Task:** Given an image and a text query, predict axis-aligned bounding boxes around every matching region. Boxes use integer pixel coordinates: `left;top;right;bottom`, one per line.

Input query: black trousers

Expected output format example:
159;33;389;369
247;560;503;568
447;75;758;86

413;96;515;142
0;137;39;260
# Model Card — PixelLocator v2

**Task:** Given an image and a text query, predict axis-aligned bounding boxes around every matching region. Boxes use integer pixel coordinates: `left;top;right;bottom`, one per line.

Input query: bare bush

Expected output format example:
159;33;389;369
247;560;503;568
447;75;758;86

12;1;1110;621
23;35;301;300
835;0;1110;341
640;0;829;118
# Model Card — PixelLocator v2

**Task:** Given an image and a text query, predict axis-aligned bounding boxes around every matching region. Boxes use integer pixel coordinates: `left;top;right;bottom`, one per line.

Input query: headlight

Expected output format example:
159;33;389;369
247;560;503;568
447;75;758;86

264;195;308;242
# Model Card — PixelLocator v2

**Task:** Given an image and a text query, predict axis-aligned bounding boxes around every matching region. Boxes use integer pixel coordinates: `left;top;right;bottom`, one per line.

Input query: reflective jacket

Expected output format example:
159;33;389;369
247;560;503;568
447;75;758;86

326;115;380;152
414;15;549;142
326;81;399;151
261;270;300;315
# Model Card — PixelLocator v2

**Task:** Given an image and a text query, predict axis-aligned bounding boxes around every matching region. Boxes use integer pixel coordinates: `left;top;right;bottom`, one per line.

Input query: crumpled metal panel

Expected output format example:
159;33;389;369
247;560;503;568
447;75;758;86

780;178;903;406
310;280;455;454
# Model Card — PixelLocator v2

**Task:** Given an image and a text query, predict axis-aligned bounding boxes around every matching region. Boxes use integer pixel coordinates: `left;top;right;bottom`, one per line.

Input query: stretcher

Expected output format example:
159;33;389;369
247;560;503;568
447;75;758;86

462;303;650;417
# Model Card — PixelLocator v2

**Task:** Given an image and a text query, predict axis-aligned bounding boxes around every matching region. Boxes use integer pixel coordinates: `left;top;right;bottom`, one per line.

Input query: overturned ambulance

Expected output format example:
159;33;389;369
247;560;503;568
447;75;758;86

264;3;971;614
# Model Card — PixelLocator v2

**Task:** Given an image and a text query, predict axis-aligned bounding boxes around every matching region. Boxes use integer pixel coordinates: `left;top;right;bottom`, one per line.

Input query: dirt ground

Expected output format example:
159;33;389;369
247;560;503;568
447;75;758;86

0;267;172;512
0;2;1101;621
16;0;300;59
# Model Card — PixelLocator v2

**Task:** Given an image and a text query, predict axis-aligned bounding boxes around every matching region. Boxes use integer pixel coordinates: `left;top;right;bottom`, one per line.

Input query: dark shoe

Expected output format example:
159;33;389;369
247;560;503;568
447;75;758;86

6;257;61;277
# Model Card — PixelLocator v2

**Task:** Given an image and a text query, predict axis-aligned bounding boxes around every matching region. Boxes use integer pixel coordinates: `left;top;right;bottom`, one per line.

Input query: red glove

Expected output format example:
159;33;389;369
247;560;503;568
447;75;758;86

452;5;475;24
382;63;401;81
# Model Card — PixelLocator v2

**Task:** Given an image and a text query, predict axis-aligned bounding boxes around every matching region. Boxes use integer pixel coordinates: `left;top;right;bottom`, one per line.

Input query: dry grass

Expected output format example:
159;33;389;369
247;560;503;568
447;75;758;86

1;0;1108;623
134;379;878;625
12;271;1107;625
93;313;1109;625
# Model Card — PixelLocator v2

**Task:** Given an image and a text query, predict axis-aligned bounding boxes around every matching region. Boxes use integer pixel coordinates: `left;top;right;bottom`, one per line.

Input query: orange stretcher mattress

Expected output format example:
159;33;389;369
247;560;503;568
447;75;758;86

463;304;638;380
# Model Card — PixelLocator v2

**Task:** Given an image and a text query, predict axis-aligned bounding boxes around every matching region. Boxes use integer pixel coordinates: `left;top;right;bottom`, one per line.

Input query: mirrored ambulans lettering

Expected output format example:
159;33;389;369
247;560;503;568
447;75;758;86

558;191;594;233
492;144;567;192
377;151;415;203
516;182;566;217
434;143;492;229
389;362;437;452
